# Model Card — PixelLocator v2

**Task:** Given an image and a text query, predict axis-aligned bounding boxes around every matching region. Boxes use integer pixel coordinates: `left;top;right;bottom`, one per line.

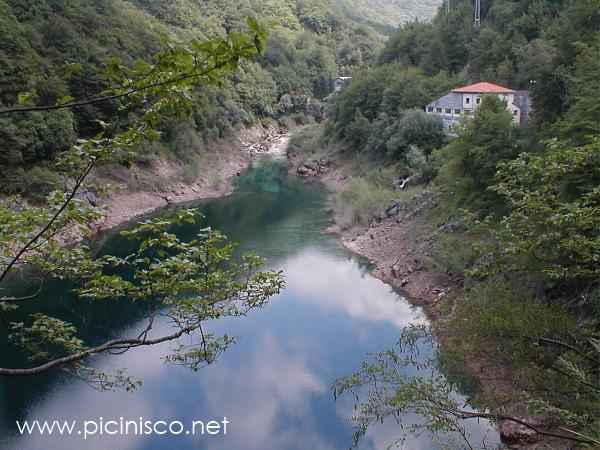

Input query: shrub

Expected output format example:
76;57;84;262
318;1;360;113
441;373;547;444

335;178;396;229
23;166;61;203
288;124;324;156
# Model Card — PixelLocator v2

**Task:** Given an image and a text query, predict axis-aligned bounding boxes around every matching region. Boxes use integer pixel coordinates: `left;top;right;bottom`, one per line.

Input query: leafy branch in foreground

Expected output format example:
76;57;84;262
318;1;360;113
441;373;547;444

0;17;268;116
0;19;276;388
334;326;600;449
2;210;284;388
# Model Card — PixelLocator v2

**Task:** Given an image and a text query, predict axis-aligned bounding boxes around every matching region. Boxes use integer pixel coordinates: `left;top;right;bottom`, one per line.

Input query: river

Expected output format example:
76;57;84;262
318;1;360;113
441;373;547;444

0;158;500;450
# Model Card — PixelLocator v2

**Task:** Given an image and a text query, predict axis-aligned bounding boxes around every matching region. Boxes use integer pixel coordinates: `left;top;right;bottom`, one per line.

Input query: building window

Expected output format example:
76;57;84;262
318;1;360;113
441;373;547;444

465;97;470;104
427;107;434;112
513;110;518;116
436;108;443;113
445;108;452;114
454;109;461;114
476;97;481;104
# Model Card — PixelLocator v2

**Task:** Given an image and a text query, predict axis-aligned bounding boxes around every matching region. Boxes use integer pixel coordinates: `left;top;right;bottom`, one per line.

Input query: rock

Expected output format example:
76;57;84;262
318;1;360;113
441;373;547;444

372;214;384;223
297;165;317;177
393;176;413;191
439;221;467;233
305;161;318;171
76;190;99;207
385;201;401;218
499;418;543;446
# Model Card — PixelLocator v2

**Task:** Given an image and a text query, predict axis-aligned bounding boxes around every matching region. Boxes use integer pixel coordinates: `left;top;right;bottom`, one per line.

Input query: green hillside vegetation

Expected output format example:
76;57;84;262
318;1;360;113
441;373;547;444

336;0;442;31
0;0;417;198
305;0;600;445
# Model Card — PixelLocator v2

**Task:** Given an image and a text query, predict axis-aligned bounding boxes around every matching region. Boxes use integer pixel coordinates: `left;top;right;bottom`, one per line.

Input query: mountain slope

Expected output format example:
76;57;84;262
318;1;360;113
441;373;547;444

0;0;392;195
336;0;442;31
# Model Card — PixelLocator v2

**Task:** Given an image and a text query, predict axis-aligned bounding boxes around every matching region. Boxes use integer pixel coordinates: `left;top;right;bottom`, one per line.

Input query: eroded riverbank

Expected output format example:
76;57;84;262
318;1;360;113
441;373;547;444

0;156;502;450
90;126;289;233
287;143;568;449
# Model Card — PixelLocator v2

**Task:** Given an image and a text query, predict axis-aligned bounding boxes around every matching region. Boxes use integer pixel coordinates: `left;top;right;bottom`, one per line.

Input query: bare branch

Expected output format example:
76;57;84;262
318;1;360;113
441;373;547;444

0;160;96;287
0;321;199;376
0;278;44;303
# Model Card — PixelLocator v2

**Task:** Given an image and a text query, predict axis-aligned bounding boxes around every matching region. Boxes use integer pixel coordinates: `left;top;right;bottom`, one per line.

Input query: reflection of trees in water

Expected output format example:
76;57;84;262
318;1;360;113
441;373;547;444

186;160;330;257
0;273;148;425
0;160;329;424
235;160;289;194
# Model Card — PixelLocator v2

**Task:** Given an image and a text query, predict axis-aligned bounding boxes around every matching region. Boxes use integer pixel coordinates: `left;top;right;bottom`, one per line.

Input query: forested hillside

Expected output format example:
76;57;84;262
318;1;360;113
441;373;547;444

0;0;437;198
336;0;441;31
294;0;600;445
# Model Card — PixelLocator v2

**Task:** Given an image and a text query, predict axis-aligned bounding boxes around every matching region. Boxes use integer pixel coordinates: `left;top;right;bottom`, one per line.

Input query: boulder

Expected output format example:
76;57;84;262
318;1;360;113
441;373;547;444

385;201;401;218
297;165;317;177
499;418;543;446
393;176;413;191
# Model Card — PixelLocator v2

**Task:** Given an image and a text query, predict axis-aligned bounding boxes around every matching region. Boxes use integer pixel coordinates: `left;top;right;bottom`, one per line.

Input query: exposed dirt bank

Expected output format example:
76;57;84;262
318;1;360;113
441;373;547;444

287;150;453;309
91;125;286;232
288;149;568;450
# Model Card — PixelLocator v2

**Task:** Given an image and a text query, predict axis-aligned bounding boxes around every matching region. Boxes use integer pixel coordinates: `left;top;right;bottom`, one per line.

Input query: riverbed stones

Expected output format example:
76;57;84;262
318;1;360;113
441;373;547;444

385;201;401;218
499;417;543;446
296;159;331;177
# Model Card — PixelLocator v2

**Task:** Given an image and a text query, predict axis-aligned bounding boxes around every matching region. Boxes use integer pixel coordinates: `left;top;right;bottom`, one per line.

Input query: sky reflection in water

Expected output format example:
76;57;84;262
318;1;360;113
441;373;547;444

0;161;500;450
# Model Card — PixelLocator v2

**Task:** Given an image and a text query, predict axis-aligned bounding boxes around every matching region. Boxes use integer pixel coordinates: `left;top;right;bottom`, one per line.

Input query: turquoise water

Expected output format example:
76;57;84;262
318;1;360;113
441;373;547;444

0;159;499;450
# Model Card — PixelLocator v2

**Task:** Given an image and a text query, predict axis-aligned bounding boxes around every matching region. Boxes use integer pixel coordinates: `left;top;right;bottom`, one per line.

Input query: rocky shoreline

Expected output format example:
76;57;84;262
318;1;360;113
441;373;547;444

288;149;453;308
287;148;562;449
90;126;288;233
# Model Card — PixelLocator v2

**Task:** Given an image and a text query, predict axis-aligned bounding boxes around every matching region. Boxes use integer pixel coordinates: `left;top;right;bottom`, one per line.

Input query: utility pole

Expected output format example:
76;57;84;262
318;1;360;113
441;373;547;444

474;0;481;28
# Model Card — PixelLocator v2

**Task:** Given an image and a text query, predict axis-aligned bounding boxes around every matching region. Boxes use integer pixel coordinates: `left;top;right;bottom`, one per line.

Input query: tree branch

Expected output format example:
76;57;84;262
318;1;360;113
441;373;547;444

0;160;96;287
0;279;44;303
0;54;244;115
0;321;199;376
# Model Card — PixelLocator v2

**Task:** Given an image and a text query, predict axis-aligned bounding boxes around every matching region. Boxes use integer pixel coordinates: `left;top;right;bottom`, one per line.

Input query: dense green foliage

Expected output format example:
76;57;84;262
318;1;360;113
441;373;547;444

379;0;600;130
0;0;399;195
0;23;288;388
328;0;600;163
436;95;522;211
322;0;600;446
327;64;457;168
335;0;441;32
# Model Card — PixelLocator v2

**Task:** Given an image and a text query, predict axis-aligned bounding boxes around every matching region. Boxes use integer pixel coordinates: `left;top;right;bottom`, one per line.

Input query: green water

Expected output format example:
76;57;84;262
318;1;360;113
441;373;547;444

0;158;500;450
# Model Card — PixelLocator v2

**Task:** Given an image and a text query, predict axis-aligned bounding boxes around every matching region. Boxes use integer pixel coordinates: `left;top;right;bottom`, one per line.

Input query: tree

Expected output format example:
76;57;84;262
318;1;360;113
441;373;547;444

0;19;285;389
385;109;445;161
555;38;600;145
491;137;600;284
437;95;518;211
334;325;600;449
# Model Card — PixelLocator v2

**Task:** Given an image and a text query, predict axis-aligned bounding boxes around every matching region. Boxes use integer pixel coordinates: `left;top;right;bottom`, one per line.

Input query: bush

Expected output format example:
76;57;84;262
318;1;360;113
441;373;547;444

23;166;61;203
288;124;324;156
448;279;576;364
335;177;396;229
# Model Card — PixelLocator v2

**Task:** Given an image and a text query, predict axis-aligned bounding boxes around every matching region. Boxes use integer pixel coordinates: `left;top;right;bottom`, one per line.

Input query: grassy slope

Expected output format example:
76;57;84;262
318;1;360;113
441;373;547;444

336;0;442;30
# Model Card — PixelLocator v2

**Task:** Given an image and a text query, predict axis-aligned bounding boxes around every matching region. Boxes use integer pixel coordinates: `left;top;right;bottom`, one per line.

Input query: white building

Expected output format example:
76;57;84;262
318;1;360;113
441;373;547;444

425;82;531;130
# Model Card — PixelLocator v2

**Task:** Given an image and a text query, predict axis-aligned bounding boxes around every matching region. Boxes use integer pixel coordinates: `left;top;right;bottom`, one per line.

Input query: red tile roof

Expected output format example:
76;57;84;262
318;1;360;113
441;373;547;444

452;82;515;94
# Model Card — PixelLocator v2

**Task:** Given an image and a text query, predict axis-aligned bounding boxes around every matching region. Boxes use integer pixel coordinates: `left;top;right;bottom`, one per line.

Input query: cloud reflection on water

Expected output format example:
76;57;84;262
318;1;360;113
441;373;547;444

283;248;427;329
1;247;497;450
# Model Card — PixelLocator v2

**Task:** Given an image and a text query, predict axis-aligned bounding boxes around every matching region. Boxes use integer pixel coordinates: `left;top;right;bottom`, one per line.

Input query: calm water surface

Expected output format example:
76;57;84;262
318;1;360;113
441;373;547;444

0;159;500;450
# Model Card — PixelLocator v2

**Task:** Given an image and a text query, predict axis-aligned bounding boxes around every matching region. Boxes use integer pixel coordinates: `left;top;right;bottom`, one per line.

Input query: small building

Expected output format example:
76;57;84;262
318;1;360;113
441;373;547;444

425;82;530;130
334;76;352;93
